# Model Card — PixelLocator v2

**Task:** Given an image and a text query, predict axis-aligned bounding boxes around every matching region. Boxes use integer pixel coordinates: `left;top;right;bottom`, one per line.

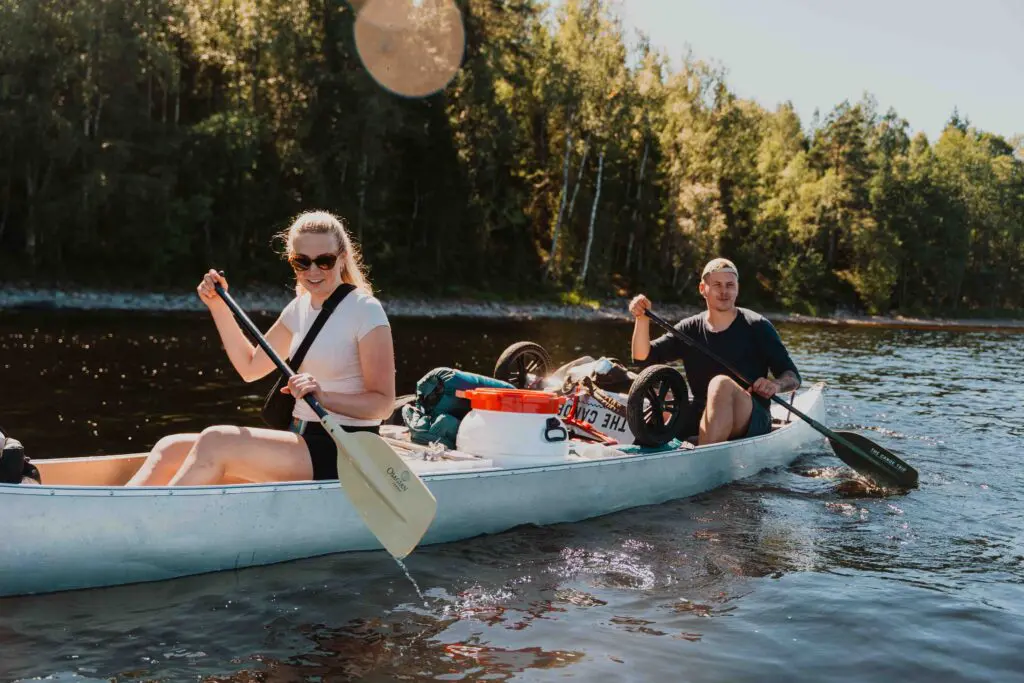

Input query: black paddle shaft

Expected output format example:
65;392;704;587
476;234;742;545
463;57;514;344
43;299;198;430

214;283;328;419
643;309;918;487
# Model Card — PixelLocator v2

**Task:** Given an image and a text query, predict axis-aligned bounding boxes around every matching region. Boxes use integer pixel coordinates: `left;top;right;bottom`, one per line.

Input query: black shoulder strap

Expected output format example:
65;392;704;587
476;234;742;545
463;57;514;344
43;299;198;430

289;283;356;369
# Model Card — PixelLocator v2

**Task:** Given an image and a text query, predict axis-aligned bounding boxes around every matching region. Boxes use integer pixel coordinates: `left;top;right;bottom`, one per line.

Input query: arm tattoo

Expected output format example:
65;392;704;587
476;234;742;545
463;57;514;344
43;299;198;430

774;370;800;393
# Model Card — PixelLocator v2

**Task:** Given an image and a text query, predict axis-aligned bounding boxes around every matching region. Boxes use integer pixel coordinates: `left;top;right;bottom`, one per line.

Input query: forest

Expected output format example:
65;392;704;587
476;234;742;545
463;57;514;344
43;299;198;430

1;0;1021;315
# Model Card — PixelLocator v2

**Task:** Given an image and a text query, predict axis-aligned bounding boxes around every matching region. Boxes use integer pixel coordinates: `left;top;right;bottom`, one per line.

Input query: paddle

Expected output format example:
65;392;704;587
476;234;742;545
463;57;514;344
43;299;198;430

214;283;438;558
643;309;919;488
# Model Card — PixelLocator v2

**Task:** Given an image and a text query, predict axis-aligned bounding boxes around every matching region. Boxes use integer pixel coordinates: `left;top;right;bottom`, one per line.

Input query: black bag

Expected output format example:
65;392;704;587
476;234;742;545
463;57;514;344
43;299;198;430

260;284;355;429
0;429;41;485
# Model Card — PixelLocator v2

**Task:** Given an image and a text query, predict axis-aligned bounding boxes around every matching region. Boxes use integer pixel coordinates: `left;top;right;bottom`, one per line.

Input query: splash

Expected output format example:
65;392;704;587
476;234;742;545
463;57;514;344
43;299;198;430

393;557;429;608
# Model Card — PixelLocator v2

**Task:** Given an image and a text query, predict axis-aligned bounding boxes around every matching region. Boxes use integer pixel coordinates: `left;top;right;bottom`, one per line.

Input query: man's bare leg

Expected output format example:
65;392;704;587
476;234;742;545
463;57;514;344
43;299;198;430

699;375;754;445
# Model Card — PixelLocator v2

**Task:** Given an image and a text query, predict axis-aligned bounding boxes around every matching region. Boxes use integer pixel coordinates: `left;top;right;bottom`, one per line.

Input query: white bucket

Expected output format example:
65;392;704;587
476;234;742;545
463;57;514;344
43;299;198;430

456;409;569;466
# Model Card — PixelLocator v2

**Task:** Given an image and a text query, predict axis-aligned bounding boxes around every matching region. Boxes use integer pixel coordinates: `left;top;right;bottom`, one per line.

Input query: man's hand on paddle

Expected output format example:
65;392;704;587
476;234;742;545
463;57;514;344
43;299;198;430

629;294;652;318
749;377;780;399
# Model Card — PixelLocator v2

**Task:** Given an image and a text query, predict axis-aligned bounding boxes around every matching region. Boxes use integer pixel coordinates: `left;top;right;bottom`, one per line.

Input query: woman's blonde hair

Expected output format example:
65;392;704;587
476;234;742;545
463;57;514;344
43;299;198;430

275;211;373;296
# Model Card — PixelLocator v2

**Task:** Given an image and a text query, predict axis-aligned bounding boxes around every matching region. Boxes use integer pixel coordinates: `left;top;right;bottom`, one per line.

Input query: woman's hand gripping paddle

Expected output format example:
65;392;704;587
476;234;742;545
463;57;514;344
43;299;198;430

644;309;919;488
215;284;438;558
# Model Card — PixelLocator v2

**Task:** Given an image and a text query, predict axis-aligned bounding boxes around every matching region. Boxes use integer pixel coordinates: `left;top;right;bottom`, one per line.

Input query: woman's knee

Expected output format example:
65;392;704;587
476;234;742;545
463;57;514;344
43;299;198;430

193;425;262;465
188;426;238;463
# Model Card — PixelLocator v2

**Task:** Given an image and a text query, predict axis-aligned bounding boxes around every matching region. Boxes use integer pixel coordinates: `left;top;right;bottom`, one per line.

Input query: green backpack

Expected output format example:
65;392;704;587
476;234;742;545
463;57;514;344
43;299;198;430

402;368;514;448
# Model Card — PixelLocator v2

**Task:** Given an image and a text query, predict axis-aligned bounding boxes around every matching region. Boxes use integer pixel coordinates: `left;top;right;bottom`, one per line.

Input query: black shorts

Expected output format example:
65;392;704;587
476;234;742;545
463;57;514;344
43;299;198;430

682;399;773;442
288;419;381;481
745;400;773;438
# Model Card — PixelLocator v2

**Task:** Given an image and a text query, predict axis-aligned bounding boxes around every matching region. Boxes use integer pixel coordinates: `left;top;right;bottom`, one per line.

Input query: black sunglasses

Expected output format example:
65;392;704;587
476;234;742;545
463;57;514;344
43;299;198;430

288;251;342;272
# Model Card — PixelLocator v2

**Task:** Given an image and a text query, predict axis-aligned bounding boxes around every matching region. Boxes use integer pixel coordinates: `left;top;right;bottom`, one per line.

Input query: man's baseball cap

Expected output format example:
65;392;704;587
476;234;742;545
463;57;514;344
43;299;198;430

701;257;739;280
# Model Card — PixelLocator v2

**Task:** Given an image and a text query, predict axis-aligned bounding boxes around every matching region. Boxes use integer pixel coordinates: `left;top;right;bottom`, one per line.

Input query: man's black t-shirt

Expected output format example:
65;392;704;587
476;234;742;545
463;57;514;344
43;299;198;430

642;308;800;434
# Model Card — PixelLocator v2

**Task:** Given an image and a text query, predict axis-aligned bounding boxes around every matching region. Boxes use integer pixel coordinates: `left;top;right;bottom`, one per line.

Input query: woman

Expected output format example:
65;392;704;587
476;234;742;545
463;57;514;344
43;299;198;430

127;211;395;486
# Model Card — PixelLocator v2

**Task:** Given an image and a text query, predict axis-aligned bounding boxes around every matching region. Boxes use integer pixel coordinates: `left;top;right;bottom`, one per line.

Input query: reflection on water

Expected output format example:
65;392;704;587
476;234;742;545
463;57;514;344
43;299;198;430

1;312;1023;682
205;614;585;682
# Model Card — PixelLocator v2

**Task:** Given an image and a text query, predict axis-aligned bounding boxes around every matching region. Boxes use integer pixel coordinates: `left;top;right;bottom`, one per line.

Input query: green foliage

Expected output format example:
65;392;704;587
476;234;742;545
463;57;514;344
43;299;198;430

558;290;600;309
0;0;1021;316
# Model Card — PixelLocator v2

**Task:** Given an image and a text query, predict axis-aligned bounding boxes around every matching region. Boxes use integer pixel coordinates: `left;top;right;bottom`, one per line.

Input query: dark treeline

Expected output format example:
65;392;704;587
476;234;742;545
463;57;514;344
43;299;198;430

1;0;1021;315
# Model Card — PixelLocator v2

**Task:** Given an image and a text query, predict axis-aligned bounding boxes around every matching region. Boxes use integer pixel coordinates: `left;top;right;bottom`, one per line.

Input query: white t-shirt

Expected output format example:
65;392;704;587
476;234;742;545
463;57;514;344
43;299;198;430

278;288;390;426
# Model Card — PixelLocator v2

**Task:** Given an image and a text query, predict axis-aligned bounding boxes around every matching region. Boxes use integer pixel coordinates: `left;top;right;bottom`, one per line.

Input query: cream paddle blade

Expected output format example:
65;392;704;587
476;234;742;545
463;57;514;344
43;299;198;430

322;414;437;559
214;283;437;558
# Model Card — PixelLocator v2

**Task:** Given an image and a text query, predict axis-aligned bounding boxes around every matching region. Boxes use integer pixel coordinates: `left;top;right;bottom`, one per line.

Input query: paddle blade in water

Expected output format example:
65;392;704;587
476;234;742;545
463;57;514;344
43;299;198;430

323;417;438;558
829;430;919;489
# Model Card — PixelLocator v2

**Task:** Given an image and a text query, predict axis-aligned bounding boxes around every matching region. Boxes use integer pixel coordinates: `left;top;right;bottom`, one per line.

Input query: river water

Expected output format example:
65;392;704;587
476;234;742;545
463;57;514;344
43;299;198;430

0;310;1021;682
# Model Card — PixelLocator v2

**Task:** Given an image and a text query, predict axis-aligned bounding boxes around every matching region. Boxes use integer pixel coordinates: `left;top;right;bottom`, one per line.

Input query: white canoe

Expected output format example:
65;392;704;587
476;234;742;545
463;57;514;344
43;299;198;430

0;384;827;597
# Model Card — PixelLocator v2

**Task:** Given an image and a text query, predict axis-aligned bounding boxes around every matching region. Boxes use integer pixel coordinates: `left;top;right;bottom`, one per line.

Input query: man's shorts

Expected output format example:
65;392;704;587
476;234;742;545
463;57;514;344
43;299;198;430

745;400;773;438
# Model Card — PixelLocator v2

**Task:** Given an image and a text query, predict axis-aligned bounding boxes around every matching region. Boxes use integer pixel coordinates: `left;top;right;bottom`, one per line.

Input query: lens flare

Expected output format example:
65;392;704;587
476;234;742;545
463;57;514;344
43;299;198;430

353;0;466;98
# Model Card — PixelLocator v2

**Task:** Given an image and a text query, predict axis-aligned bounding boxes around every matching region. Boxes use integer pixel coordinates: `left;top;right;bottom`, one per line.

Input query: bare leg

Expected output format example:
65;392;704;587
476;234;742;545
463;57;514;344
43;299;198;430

699;375;754;445
169;425;315;486
126;434;199;486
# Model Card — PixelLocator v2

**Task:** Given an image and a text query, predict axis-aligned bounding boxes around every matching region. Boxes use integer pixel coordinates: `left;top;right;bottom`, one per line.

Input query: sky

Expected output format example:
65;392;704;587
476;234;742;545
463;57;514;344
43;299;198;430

613;0;1024;141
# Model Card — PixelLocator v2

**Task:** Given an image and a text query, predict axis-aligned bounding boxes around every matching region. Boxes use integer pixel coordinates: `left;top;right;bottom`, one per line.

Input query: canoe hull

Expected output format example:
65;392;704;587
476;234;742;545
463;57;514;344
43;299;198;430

1;386;826;597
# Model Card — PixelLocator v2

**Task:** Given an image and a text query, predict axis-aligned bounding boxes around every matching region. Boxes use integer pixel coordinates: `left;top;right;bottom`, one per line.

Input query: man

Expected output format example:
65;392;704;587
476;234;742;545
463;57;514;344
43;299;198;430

629;258;801;445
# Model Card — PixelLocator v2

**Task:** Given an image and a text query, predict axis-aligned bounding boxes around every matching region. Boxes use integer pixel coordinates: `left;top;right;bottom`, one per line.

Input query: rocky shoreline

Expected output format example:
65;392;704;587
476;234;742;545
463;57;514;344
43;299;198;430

1;286;1021;331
